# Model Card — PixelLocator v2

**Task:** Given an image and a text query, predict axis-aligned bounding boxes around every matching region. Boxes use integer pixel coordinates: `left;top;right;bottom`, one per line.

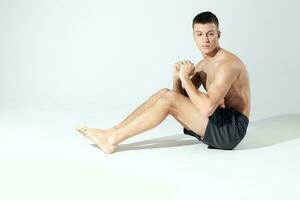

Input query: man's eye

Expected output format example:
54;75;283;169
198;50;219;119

197;34;202;36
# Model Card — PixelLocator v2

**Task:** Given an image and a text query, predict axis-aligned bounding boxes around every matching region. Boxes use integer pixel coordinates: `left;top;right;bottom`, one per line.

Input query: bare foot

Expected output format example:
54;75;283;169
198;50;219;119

75;124;116;154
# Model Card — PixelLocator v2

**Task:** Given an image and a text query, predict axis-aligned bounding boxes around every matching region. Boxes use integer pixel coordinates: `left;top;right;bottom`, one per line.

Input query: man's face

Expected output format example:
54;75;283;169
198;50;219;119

193;23;220;55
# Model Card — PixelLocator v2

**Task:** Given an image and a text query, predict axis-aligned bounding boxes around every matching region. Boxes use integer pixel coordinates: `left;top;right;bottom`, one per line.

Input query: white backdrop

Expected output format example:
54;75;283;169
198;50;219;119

1;0;300;121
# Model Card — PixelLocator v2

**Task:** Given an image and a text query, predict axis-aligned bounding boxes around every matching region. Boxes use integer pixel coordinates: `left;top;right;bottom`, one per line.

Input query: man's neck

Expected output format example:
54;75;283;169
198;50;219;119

202;46;222;61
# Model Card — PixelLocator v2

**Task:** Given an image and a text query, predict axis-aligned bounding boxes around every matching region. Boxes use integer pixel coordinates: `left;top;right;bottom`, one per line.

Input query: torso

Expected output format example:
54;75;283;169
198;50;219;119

196;48;251;118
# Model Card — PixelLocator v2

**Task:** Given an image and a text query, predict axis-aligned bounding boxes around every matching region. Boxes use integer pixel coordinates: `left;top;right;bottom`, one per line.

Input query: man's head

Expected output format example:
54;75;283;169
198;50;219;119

192;11;221;56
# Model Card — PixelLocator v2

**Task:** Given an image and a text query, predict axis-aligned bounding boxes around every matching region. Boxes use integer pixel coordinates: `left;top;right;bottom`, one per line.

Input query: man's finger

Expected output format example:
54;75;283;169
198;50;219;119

182;60;192;68
186;60;193;67
179;61;185;68
185;60;191;65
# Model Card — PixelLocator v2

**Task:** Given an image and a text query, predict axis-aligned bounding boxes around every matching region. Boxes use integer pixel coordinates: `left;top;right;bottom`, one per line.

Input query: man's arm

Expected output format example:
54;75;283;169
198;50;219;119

173;72;202;97
181;61;240;117
173;76;187;96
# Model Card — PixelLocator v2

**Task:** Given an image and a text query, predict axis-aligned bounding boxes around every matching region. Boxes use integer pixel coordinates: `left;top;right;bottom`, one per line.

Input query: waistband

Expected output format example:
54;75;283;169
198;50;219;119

217;106;249;122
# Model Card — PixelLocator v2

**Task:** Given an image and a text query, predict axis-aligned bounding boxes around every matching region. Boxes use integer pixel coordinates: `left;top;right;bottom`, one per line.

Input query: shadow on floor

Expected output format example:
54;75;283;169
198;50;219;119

92;134;200;153
237;113;300;150
91;113;300;152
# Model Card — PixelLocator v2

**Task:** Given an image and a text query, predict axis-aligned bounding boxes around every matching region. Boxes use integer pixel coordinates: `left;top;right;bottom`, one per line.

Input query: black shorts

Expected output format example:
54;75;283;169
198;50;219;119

183;107;249;150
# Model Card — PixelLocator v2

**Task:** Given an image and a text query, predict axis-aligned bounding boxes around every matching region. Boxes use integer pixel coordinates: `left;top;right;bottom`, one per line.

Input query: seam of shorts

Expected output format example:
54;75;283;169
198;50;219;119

202;116;212;143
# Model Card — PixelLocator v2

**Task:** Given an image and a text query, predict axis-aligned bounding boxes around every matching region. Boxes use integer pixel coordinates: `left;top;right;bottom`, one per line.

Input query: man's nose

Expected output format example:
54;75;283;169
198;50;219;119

203;37;210;43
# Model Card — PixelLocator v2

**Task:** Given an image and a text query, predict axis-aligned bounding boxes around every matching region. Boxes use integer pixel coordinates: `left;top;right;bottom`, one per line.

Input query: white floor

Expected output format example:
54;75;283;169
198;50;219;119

1;105;300;200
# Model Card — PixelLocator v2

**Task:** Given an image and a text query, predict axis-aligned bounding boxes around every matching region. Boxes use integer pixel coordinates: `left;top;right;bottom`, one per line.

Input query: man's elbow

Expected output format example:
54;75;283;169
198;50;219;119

205;103;217;118
204;109;214;118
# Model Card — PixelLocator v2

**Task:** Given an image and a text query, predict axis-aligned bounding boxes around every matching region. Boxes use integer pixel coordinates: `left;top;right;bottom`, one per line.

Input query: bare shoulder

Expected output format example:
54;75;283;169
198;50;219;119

219;49;245;68
215;58;241;79
217;49;245;74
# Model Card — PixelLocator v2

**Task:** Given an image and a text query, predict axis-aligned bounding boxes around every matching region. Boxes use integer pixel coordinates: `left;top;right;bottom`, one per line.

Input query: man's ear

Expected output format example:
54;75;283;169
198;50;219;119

217;31;221;38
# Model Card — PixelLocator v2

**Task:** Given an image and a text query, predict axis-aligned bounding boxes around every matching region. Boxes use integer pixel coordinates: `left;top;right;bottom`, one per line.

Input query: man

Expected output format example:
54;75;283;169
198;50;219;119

75;11;251;154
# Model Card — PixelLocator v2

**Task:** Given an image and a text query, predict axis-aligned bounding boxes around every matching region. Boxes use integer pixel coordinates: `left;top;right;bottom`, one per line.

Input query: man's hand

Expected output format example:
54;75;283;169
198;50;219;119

178;60;195;82
173;62;181;78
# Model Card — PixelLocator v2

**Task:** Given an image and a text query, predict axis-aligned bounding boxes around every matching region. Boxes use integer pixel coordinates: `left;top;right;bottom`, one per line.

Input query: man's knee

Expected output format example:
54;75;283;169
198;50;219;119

159;88;171;94
148;88;170;100
156;88;171;100
159;90;180;107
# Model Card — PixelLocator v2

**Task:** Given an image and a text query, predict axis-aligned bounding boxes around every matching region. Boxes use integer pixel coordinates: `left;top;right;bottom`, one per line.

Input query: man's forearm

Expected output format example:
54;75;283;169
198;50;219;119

181;76;210;115
172;76;188;96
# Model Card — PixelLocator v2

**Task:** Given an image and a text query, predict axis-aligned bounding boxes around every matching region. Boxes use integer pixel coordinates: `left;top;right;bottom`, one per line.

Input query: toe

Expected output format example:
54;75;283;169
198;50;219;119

75;124;88;133
81;126;88;133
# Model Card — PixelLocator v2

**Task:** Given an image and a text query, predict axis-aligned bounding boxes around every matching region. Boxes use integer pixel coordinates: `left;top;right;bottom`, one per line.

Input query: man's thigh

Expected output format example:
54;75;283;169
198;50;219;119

167;91;209;137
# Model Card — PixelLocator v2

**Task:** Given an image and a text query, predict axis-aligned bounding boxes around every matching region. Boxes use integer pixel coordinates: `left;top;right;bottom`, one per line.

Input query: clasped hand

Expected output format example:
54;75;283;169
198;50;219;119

174;60;195;80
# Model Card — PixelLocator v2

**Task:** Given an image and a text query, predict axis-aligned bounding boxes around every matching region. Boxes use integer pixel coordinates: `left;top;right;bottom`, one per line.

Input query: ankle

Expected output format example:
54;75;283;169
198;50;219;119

105;127;118;133
106;131;118;146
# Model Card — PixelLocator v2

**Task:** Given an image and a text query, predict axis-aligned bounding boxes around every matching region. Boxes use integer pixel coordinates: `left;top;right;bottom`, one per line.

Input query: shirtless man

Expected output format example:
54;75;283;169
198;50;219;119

75;11;251;153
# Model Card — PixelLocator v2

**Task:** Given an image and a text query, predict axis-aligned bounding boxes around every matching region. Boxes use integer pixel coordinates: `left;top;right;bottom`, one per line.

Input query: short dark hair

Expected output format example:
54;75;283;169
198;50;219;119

192;11;219;30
